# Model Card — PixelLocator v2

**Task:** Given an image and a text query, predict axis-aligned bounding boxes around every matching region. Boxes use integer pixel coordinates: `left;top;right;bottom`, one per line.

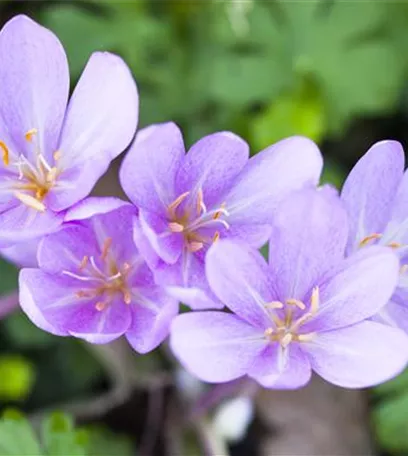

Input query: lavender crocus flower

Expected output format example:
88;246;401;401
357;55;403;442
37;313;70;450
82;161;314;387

170;189;408;389
18;198;177;353
0;15;138;246
120;122;323;308
341;141;408;331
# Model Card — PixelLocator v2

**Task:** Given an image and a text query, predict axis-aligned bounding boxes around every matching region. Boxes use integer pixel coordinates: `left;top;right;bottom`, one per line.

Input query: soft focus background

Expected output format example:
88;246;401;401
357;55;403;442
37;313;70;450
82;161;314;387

0;1;408;455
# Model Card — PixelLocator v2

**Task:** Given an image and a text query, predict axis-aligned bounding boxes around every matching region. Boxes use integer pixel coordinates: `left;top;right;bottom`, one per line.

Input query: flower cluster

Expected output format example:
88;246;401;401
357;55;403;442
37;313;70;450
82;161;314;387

3;15;408;390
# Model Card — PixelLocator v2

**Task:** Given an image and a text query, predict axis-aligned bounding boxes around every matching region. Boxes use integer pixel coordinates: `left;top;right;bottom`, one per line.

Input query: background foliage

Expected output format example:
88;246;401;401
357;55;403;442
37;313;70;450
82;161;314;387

1;0;408;454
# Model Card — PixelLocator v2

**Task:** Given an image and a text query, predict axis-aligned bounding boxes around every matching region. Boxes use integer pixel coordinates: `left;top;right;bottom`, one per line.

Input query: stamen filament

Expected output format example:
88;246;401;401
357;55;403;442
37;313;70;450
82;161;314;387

79;256;88;270
101;237;112;260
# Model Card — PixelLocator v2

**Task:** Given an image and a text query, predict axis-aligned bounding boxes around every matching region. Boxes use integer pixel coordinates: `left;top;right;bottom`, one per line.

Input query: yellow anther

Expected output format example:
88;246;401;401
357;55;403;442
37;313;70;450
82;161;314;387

76;290;93;299
359;233;382;247
280;333;293;348
264;328;274;338
15;192;46;212
95;301;107;311
79;256;88;270
123;290;132;305
297;333;316;342
24;128;38;142
265;300;284;309
213;202;226;220
101;237;112;260
188;241;204;253
286;298;306;310
0;141;9;166
168;191;190;216
310;287;320;314
53;150;62;161
169;222;184;233
213;231;220;243
46;167;58;183
388;242;402;249
196;188;206;215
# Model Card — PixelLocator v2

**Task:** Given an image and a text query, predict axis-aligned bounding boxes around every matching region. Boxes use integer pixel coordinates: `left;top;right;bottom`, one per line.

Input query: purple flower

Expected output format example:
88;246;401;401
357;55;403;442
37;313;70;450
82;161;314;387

170;189;408;389
18;198;178;353
120;122;323;308
0;15;138;246
341;141;408;331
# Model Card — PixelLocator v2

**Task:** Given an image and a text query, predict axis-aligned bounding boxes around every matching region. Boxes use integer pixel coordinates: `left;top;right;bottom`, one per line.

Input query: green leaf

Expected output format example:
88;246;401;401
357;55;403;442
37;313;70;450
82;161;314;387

0;410;43;455
84;426;134;456
0;258;18;296
42;412;87;456
373;368;408;398
0;355;35;401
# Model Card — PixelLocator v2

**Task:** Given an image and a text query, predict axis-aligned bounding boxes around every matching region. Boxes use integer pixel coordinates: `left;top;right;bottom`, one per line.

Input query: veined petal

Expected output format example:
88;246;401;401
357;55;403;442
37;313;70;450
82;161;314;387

1;237;40;267
53;52;138;211
304;246;399;332
249;344;312;389
170;312;267;383
341;141;404;253
65;197;130;222
175;132;249;208
120;122;185;214
225;136;323;225
206;240;275;328
268;187;348;301
0;15;69;161
305;321;408;388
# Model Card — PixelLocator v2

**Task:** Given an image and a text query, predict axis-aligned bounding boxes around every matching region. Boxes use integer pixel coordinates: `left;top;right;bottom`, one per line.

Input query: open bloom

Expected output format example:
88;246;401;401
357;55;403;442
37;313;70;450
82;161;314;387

0;15;138;246
341;141;408;331
120;122;322;308
18;198;178;353
170;189;408;388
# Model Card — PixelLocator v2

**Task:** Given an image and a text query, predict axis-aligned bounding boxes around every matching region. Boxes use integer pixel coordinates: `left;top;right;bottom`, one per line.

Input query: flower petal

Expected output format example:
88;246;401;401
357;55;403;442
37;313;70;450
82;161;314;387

249;344;312;389
305;321;408;388
120;122;185;214
305;245;399;332
1;237;40;267
341;141;405;253
0;15;69;160
126;289;178;353
225;136;323;225
51;52;138;211
268;187;348;301
176;132;249;208
170;312;266;383
0;203;64;247
19;268;69;336
206;240;275;328
65;197;131;222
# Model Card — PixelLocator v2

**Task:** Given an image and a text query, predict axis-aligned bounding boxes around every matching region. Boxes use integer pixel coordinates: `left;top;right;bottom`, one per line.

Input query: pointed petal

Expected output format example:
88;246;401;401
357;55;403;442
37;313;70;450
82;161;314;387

268;187;348;301
170;312;267;383
305;245;399;332
65;197;130;222
341;141;404;252
305;321;408;388
1;237;40;267
206;240;275;328
225;136;323;225
249;344;312;389
0;15;69;160
176;132;249;208
120;122;185;214
52;52;138;211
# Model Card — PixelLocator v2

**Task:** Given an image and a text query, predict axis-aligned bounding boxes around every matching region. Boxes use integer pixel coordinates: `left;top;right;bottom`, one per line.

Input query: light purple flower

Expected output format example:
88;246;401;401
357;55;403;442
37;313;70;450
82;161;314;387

170;189;408;389
341;141;408;331
120;122;323;308
18;198;178;353
0;15;138;246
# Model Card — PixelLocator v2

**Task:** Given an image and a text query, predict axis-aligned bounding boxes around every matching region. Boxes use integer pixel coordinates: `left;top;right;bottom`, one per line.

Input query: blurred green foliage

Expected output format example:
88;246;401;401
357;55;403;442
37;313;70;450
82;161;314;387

0;410;133;455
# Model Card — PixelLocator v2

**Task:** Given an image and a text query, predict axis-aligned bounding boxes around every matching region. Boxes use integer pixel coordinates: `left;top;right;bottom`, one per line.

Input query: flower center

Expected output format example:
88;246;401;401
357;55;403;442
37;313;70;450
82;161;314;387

263;287;319;348
166;189;230;252
0;128;61;212
62;237;133;311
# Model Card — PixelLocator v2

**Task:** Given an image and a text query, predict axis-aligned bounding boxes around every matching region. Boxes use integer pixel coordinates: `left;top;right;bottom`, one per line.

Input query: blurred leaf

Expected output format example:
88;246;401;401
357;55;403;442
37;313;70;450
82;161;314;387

373;368;408;398
0;410;43;455
4;312;55;349
0;355;35;401
85;426;134;456
42;413;86;456
0;258;18;296
250;78;325;150
319;159;346;189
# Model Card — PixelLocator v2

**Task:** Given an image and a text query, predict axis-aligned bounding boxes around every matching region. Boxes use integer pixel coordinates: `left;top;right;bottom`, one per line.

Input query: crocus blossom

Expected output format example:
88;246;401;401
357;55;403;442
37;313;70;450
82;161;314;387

341;141;408;331
120;122;323;308
170;189;408;389
19;198;178;353
0;15;138;246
